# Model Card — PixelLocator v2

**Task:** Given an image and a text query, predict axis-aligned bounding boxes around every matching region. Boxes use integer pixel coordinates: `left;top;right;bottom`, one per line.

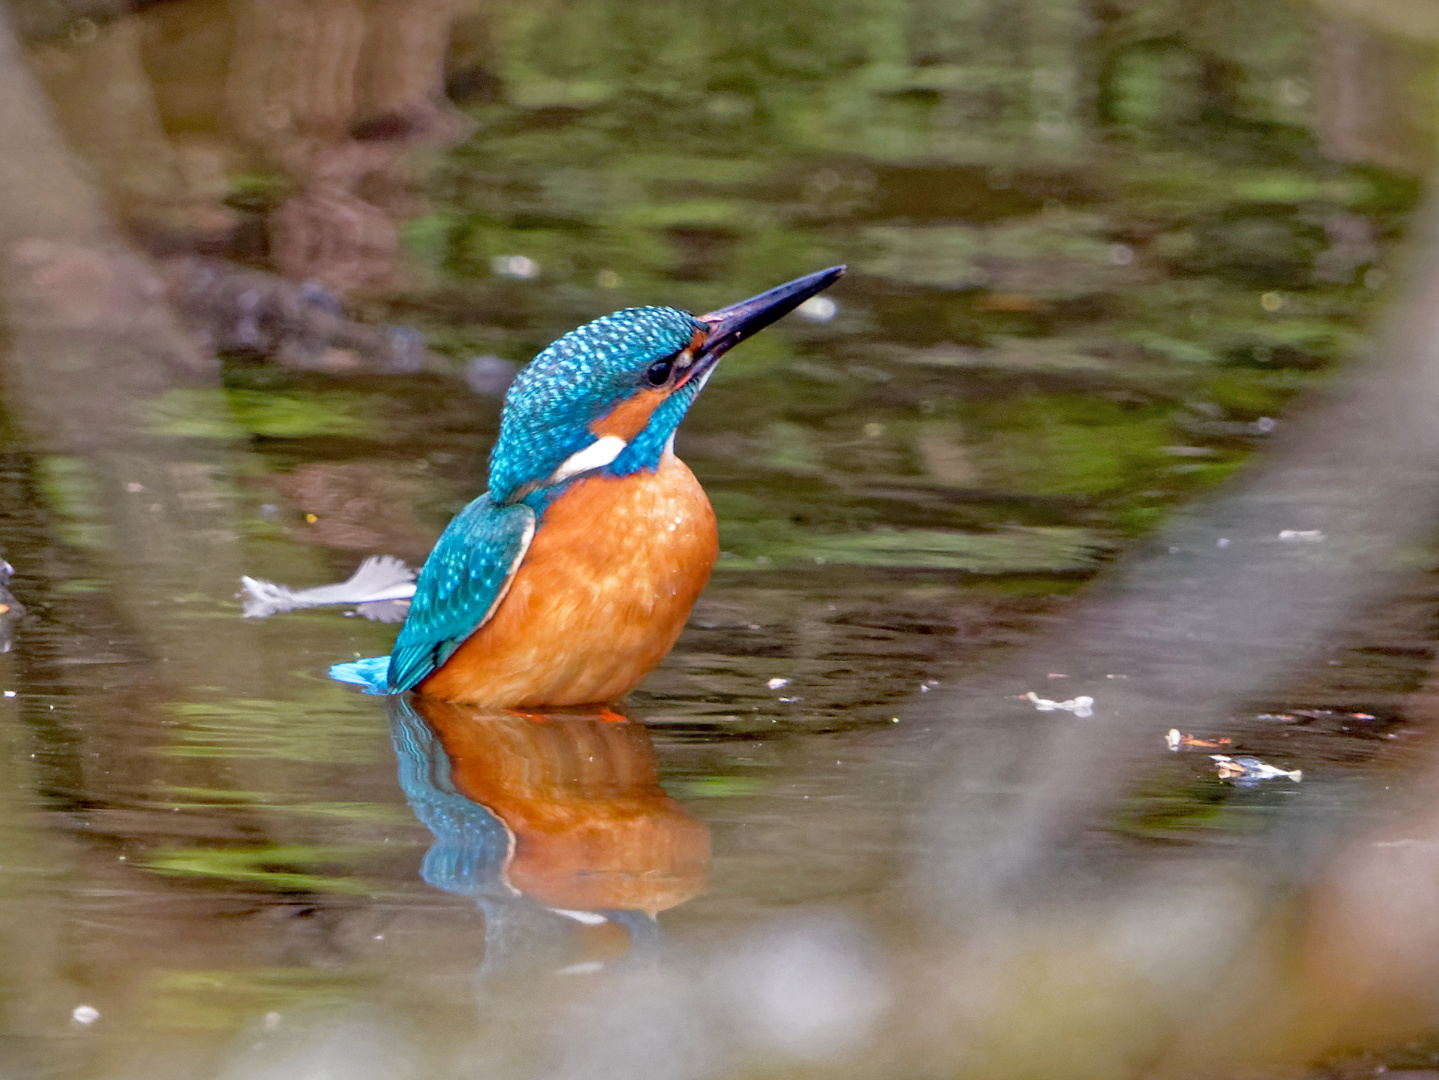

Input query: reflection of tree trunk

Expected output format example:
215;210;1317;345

0;234;266;695
0;0;340;869
0;3;224;1055
1313;14;1435;173
362;0;473;130
224;0;473;292
24;12;239;249
0;2;416;1029
27;17;189;212
0;3;239;691
225;0;368;176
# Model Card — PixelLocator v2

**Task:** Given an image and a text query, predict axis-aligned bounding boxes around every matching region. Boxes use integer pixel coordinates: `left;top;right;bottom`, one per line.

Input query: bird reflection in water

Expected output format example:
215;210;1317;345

387;695;709;976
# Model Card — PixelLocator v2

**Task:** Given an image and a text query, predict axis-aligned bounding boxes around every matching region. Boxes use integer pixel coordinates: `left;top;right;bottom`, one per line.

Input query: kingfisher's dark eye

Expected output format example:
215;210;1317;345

644;357;674;386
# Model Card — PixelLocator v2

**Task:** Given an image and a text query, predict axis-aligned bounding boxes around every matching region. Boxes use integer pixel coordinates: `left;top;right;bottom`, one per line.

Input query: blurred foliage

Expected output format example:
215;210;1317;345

33;454;109;551
144;844;383;893
146;388;381;440
142;967;366;1032
365;0;1423;561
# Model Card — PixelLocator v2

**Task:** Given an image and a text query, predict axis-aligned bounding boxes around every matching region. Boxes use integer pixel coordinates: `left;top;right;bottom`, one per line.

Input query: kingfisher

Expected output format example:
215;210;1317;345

331;266;845;707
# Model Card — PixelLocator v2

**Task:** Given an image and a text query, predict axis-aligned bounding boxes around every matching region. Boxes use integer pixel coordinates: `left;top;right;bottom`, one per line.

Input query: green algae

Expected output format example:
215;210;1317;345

143;844;385;894
147;388;380;440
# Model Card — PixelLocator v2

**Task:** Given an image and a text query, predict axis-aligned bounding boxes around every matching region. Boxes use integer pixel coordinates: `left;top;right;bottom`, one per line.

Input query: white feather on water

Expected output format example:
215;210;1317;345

241;555;416;622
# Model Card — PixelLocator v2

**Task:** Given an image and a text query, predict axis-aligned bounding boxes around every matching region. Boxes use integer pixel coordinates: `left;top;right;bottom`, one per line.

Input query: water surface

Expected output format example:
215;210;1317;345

1;0;1438;1074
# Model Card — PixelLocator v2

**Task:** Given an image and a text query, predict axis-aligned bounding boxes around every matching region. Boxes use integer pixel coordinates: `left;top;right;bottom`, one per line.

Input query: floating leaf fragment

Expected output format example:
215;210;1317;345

1024;691;1093;718
1166;728;1232;750
1211;754;1302;784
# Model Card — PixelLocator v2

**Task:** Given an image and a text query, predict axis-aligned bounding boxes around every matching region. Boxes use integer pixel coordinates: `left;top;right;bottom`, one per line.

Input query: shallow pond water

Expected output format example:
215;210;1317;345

1;0;1439;1075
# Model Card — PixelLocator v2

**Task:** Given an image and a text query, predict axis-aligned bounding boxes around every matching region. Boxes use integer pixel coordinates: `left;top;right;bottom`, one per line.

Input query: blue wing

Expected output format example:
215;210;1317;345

331;493;535;694
387;494;536;692
387;696;512;895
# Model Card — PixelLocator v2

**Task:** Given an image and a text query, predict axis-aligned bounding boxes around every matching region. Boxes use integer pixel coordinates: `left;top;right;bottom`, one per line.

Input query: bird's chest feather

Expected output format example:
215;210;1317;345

531;453;718;619
419;454;718;706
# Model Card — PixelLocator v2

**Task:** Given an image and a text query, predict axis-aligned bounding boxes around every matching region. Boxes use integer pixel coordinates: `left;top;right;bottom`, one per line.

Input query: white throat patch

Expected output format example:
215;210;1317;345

549;435;627;485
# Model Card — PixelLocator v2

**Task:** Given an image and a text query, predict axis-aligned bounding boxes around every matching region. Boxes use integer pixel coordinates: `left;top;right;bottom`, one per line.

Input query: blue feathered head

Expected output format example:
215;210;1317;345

486;267;846;505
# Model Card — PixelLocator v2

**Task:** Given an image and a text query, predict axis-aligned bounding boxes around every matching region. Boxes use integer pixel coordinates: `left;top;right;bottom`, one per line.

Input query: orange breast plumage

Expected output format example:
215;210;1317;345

418;453;719;707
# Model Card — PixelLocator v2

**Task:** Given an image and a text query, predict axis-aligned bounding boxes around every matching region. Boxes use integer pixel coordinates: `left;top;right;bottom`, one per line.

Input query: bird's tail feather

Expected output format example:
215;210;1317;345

330;655;392;694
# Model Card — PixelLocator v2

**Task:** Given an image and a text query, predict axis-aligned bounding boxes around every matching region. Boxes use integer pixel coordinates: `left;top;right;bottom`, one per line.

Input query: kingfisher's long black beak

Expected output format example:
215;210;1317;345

690;265;845;373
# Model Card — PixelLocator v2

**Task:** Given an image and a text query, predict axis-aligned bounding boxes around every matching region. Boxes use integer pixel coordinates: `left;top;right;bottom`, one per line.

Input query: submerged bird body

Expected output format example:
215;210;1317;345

332;267;844;707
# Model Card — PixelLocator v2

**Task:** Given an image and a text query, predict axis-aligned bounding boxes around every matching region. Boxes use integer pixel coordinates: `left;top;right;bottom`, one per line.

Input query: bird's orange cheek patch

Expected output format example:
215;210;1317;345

591;388;668;440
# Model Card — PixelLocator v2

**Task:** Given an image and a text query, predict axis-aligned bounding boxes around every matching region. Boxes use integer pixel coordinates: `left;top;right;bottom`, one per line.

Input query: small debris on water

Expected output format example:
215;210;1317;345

1024;691;1093;718
556;961;606;976
1047;672;1067;679
767;677;790;690
492;254;539;280
71;1005;98;1026
1211;754;1302;784
1166;728;1233;750
1279;529;1325;542
1217;537;1230;549
2;691;13;698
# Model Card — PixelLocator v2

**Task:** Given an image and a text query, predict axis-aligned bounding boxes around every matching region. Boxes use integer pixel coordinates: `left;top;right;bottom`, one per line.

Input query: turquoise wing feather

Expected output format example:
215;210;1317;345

387;494;536;692
332;493;535;694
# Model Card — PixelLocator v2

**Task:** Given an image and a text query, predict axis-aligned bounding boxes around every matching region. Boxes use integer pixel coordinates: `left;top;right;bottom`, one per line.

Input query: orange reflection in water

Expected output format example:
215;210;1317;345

402;697;710;918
